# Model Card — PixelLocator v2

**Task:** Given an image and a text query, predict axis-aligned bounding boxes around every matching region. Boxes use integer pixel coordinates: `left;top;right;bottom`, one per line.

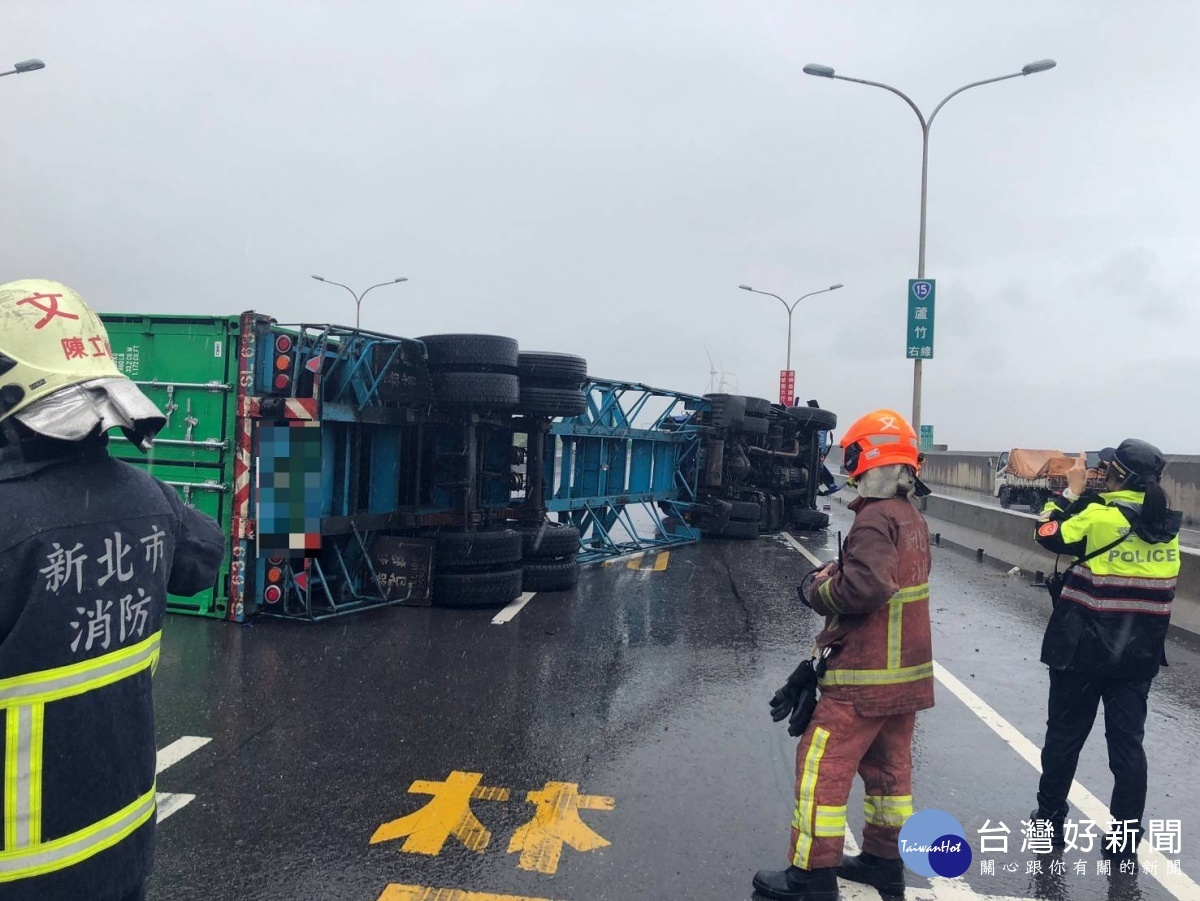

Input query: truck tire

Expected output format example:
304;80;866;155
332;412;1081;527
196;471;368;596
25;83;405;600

431;371;519;408
522;558;580;592
516;521;582;559
785;406;838;431
432;529;522;567
998;486;1013;509
1028;492;1045;515
762;495;784;533
517;385;587;418
791;508;830;531
704;394;745;430
419;334;520;372
433;568;523;608
742;396;772;416
517;352;587;386
729;500;761;522
703;519;759;540
739;415;769;436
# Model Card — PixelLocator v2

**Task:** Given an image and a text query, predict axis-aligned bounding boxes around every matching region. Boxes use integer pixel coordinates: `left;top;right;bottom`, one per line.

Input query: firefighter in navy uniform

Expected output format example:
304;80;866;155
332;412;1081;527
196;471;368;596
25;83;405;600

1030;439;1181;861
754;409;934;901
0;280;224;901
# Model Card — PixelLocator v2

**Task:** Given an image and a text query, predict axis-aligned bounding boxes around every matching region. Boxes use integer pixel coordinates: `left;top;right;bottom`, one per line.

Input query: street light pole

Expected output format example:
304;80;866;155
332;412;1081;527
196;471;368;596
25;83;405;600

739;282;843;386
0;58;45;79
802;59;1056;433
311;275;408;329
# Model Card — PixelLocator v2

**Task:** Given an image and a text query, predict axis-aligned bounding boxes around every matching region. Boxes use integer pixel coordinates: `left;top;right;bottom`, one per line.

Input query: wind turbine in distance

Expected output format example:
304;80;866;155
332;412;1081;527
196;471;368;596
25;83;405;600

704;346;737;394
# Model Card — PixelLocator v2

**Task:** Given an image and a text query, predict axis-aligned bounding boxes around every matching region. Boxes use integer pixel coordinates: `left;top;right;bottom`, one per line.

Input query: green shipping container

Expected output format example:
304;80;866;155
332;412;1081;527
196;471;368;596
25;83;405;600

102;314;240;618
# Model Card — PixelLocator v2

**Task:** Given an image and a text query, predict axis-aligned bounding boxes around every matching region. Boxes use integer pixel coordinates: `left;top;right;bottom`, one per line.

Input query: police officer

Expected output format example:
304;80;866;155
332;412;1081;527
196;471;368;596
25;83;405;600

1031;439;1181;860
754;409;934;901
0;280;224;901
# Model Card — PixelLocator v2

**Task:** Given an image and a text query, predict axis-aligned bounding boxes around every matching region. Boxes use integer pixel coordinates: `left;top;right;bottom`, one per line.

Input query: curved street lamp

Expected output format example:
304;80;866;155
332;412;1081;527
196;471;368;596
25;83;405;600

803;59;1056;431
1;58;46;78
739;282;843;398
311;275;408;329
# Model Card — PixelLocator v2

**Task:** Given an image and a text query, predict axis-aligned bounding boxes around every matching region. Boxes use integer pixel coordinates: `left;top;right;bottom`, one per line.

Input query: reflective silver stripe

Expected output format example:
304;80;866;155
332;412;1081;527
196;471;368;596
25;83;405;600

6;703;46;851
0;633;160;707
0;788;156;880
1076;571;1177;591
0;633;160;879
12;706;32;848
1060;587;1173;615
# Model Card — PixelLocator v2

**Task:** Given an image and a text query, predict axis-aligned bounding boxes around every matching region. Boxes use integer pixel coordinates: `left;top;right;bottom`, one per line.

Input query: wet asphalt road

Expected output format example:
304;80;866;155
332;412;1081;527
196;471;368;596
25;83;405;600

147;504;1200;901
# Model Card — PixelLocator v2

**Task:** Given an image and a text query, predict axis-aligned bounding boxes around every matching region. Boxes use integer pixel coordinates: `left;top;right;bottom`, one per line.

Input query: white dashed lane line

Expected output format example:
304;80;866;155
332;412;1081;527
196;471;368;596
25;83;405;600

156;735;211;824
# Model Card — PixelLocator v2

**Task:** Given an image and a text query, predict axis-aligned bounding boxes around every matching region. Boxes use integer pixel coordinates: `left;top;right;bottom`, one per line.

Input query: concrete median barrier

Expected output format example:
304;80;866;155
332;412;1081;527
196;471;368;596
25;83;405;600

919;450;1200;528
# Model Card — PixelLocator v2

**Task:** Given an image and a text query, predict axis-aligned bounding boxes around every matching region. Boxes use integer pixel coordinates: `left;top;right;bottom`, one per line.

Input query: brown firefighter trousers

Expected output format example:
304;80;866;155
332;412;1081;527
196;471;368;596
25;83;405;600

789;695;916;870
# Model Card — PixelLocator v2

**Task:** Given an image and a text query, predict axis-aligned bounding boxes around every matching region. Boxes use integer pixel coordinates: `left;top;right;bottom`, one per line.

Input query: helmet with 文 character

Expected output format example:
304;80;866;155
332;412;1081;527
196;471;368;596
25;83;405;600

0;279;165;451
840;408;922;478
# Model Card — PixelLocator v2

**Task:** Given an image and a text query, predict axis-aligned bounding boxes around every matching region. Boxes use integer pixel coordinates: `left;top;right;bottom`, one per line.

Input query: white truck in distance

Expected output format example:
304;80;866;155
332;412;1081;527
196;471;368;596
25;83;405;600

994;448;1106;514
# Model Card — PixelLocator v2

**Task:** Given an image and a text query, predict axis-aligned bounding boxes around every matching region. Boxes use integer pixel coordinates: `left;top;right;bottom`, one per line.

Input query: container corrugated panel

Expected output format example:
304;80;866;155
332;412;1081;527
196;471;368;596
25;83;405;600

101;313;240;617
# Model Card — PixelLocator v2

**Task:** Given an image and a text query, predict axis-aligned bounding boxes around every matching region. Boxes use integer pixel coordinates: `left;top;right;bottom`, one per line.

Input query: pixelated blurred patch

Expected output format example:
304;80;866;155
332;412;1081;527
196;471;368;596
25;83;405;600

256;420;323;557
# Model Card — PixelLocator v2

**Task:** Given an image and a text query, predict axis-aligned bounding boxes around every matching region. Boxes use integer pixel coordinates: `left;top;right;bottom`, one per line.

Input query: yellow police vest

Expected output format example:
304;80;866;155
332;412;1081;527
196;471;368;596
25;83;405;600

1057;490;1178;615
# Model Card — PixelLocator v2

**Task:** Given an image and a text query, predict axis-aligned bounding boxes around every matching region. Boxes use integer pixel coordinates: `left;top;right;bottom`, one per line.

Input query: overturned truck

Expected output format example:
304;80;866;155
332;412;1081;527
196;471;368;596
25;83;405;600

680;394;836;537
99;312;833;621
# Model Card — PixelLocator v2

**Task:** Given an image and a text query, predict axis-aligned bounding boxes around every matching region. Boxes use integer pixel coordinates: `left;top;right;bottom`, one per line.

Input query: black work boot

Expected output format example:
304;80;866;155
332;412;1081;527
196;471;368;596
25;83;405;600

838;851;905;897
1029;808;1067;850
752;865;840;900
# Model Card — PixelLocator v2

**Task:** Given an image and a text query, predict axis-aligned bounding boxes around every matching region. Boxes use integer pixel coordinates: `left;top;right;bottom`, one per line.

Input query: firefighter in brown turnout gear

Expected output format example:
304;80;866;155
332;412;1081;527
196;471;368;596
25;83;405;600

754;409;933;901
0;280;224;901
1030;439;1181;861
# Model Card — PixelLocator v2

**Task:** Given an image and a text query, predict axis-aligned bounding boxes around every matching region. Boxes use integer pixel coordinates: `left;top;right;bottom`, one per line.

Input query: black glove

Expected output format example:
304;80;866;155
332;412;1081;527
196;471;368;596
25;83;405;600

769;659;816;723
787;686;820;737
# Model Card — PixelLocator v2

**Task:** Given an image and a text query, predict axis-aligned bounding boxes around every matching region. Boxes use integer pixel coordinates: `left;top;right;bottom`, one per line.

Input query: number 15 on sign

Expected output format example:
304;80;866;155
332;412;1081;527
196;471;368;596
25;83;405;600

906;279;935;360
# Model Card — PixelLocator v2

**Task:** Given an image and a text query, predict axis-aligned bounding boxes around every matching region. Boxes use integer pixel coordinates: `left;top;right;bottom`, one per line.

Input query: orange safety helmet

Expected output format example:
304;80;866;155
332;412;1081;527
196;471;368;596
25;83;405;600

839;408;922;478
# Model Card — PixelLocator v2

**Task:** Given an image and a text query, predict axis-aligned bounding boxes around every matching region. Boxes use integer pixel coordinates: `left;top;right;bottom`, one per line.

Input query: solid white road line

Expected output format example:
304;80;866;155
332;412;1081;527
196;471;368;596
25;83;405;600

156;736;211;774
491;592;537;625
933;661;1198;901
781;531;825;568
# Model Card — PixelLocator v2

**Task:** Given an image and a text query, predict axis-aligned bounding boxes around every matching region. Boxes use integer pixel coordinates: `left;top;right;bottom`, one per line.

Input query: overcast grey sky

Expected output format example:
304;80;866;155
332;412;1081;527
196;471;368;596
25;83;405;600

5;2;1197;451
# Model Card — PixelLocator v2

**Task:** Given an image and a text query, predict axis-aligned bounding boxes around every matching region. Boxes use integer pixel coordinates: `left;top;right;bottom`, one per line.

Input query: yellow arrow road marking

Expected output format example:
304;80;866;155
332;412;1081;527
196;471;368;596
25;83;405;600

377;885;563;901
370;771;510;855
507;781;615;874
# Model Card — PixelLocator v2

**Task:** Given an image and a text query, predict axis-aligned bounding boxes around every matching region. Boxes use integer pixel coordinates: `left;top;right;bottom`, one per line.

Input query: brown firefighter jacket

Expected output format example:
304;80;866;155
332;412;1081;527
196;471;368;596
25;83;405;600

805;495;934;717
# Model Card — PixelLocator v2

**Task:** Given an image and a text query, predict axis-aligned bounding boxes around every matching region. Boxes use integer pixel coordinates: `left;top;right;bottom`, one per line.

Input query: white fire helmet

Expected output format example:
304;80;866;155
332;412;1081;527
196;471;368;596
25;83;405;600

0;279;165;451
